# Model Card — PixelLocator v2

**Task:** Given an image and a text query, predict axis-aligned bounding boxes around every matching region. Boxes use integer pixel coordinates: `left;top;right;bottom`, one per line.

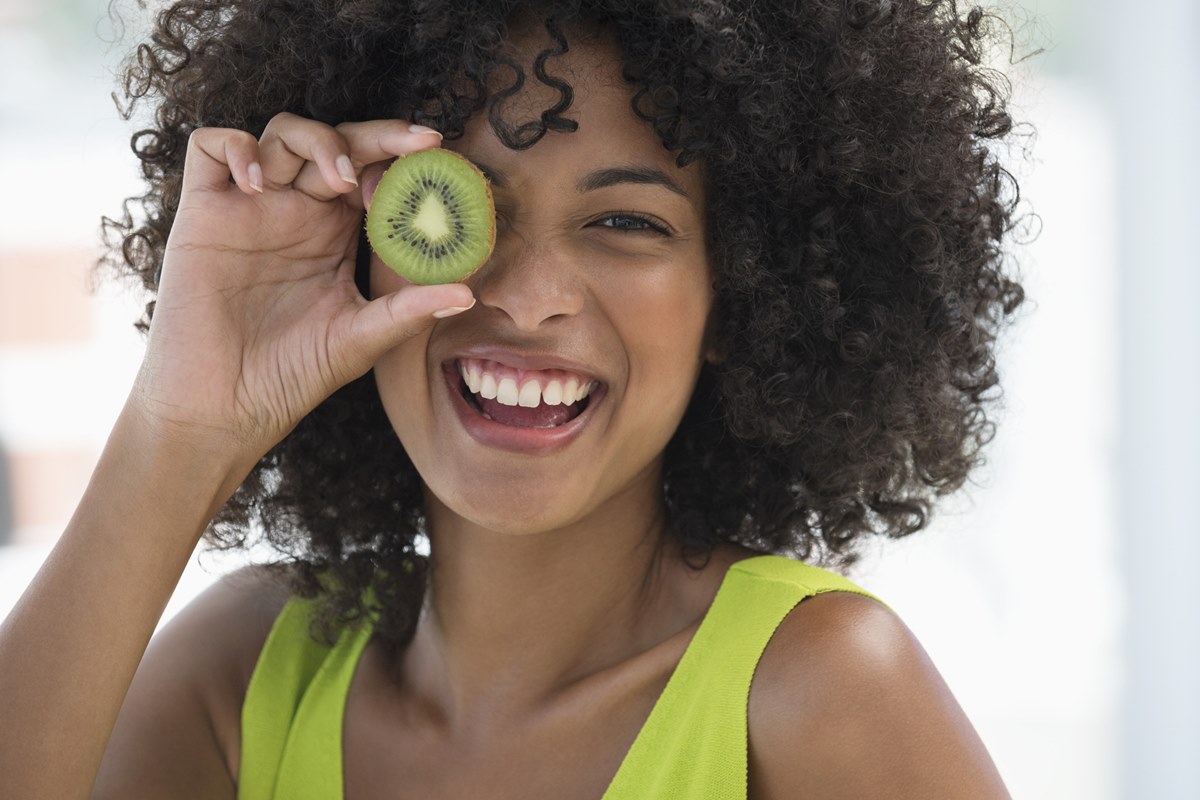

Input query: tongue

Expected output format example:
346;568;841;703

478;396;580;428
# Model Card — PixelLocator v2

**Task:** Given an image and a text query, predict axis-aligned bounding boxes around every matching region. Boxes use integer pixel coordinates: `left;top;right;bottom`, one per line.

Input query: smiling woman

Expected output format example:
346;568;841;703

372;43;714;541
0;1;1024;798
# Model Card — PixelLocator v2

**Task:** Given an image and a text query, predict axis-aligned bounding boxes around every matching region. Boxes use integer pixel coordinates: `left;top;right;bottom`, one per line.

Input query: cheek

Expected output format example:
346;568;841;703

370;256;438;454
373;344;429;455
621;264;712;349
370;252;437;378
609;268;714;418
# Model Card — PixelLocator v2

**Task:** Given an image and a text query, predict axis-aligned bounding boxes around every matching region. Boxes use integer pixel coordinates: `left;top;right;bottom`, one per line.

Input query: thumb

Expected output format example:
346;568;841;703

343;283;476;371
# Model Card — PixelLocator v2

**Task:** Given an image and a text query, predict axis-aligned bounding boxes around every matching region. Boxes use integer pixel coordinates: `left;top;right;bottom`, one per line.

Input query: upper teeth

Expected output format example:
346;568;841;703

459;359;596;408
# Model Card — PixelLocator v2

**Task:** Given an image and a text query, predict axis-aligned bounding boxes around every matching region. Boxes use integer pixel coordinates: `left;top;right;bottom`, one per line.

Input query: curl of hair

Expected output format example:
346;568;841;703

100;0;1028;651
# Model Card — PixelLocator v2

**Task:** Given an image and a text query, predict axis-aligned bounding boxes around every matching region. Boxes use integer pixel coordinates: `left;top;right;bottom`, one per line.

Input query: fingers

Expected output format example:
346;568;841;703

258;114;444;202
182;128;264;196
181;115;444;205
343;284;476;376
257;113;355;197
338;120;445;172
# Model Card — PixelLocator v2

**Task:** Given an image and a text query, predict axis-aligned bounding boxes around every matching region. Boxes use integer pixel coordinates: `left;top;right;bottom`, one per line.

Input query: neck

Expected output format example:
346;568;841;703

401;473;686;731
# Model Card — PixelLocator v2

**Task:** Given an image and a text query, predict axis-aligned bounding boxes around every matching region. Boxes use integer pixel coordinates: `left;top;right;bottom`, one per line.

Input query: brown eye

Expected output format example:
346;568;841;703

593;214;671;236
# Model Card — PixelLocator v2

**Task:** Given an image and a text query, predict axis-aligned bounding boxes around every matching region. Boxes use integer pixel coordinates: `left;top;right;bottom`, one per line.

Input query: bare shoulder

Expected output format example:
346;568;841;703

747;591;1011;800
92;564;294;799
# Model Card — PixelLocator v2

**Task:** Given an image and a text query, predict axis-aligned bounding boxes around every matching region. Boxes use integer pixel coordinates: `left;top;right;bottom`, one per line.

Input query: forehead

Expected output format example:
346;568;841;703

448;24;703;197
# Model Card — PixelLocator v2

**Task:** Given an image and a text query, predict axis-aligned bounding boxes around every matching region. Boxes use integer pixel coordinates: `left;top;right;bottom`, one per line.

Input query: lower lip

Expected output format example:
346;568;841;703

442;365;605;455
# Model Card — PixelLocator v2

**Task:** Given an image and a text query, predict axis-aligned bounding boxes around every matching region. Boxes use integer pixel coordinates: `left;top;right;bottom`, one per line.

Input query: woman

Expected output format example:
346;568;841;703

0;1;1024;797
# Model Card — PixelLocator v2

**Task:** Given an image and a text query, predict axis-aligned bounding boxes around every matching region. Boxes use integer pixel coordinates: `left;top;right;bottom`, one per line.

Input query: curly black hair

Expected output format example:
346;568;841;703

101;0;1027;650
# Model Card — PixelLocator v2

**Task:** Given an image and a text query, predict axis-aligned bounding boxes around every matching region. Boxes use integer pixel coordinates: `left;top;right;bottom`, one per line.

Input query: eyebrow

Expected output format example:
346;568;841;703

576;166;689;198
473;161;689;198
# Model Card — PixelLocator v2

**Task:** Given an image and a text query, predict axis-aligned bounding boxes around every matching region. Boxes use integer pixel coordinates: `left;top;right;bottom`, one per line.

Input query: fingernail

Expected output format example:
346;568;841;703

336;154;357;186
409;124;443;138
432;298;476;318
248;162;264;193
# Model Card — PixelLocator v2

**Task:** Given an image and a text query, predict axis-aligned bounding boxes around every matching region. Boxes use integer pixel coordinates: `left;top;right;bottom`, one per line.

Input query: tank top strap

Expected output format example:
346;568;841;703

601;554;880;800
238;596;373;800
238;556;878;800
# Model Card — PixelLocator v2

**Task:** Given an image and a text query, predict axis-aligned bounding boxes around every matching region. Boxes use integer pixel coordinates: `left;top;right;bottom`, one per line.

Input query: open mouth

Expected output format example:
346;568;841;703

452;358;600;429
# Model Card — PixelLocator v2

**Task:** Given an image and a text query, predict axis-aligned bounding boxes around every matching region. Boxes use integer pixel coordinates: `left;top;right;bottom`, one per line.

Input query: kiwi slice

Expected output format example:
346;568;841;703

365;148;496;285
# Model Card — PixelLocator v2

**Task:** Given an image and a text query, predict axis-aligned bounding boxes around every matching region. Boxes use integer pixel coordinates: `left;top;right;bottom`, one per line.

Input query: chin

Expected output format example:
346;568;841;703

424;470;599;538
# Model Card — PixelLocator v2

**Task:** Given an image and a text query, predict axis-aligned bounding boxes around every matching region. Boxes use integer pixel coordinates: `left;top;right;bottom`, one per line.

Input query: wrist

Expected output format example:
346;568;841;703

107;395;263;525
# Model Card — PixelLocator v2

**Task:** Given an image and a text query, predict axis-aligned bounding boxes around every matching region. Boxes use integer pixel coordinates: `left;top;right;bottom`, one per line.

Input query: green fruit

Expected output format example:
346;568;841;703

365;148;496;285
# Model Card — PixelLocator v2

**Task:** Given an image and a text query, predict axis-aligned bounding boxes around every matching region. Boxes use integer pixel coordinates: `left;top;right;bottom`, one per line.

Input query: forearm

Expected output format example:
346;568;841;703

0;401;252;800
0;115;456;800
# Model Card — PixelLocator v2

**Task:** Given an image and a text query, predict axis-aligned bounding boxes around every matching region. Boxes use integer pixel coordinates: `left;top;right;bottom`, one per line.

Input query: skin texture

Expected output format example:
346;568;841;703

370;39;712;541
748;593;1011;799
100;0;1027;656
0;24;1009;800
0;91;473;800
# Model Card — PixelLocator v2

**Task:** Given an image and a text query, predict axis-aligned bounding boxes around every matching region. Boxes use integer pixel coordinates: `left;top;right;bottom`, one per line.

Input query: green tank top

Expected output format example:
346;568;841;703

237;554;879;799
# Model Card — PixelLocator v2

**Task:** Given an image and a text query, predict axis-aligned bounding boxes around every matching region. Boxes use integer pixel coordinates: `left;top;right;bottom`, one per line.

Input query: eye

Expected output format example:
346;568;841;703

591;213;672;236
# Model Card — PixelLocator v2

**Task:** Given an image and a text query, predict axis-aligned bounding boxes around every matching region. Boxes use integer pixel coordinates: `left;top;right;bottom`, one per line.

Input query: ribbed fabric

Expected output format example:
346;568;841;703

237;555;879;799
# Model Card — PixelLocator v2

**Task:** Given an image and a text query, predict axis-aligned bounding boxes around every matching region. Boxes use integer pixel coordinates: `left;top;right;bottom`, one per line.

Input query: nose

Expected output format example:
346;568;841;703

470;235;586;331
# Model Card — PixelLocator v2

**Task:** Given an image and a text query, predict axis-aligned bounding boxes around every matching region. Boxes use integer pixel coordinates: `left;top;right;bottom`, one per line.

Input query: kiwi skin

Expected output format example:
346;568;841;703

365;148;496;285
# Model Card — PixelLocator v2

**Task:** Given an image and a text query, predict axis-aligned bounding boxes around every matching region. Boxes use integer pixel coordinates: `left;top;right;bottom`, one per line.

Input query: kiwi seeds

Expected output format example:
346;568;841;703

365;148;496;285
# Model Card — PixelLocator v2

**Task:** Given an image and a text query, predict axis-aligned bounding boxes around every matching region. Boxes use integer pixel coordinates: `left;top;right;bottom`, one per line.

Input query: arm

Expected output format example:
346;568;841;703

0;410;250;800
0;114;472;800
748;592;1010;799
91;565;293;799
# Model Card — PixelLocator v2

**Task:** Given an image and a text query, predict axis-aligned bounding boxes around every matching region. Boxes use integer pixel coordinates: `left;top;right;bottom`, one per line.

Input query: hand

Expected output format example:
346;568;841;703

129;113;474;464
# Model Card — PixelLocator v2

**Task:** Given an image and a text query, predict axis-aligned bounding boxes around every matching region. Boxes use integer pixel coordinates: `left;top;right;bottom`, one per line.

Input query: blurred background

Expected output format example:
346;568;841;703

1;0;1196;796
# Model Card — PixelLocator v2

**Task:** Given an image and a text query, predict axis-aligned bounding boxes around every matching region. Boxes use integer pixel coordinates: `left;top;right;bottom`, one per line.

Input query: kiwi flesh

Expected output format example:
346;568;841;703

365;148;496;285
